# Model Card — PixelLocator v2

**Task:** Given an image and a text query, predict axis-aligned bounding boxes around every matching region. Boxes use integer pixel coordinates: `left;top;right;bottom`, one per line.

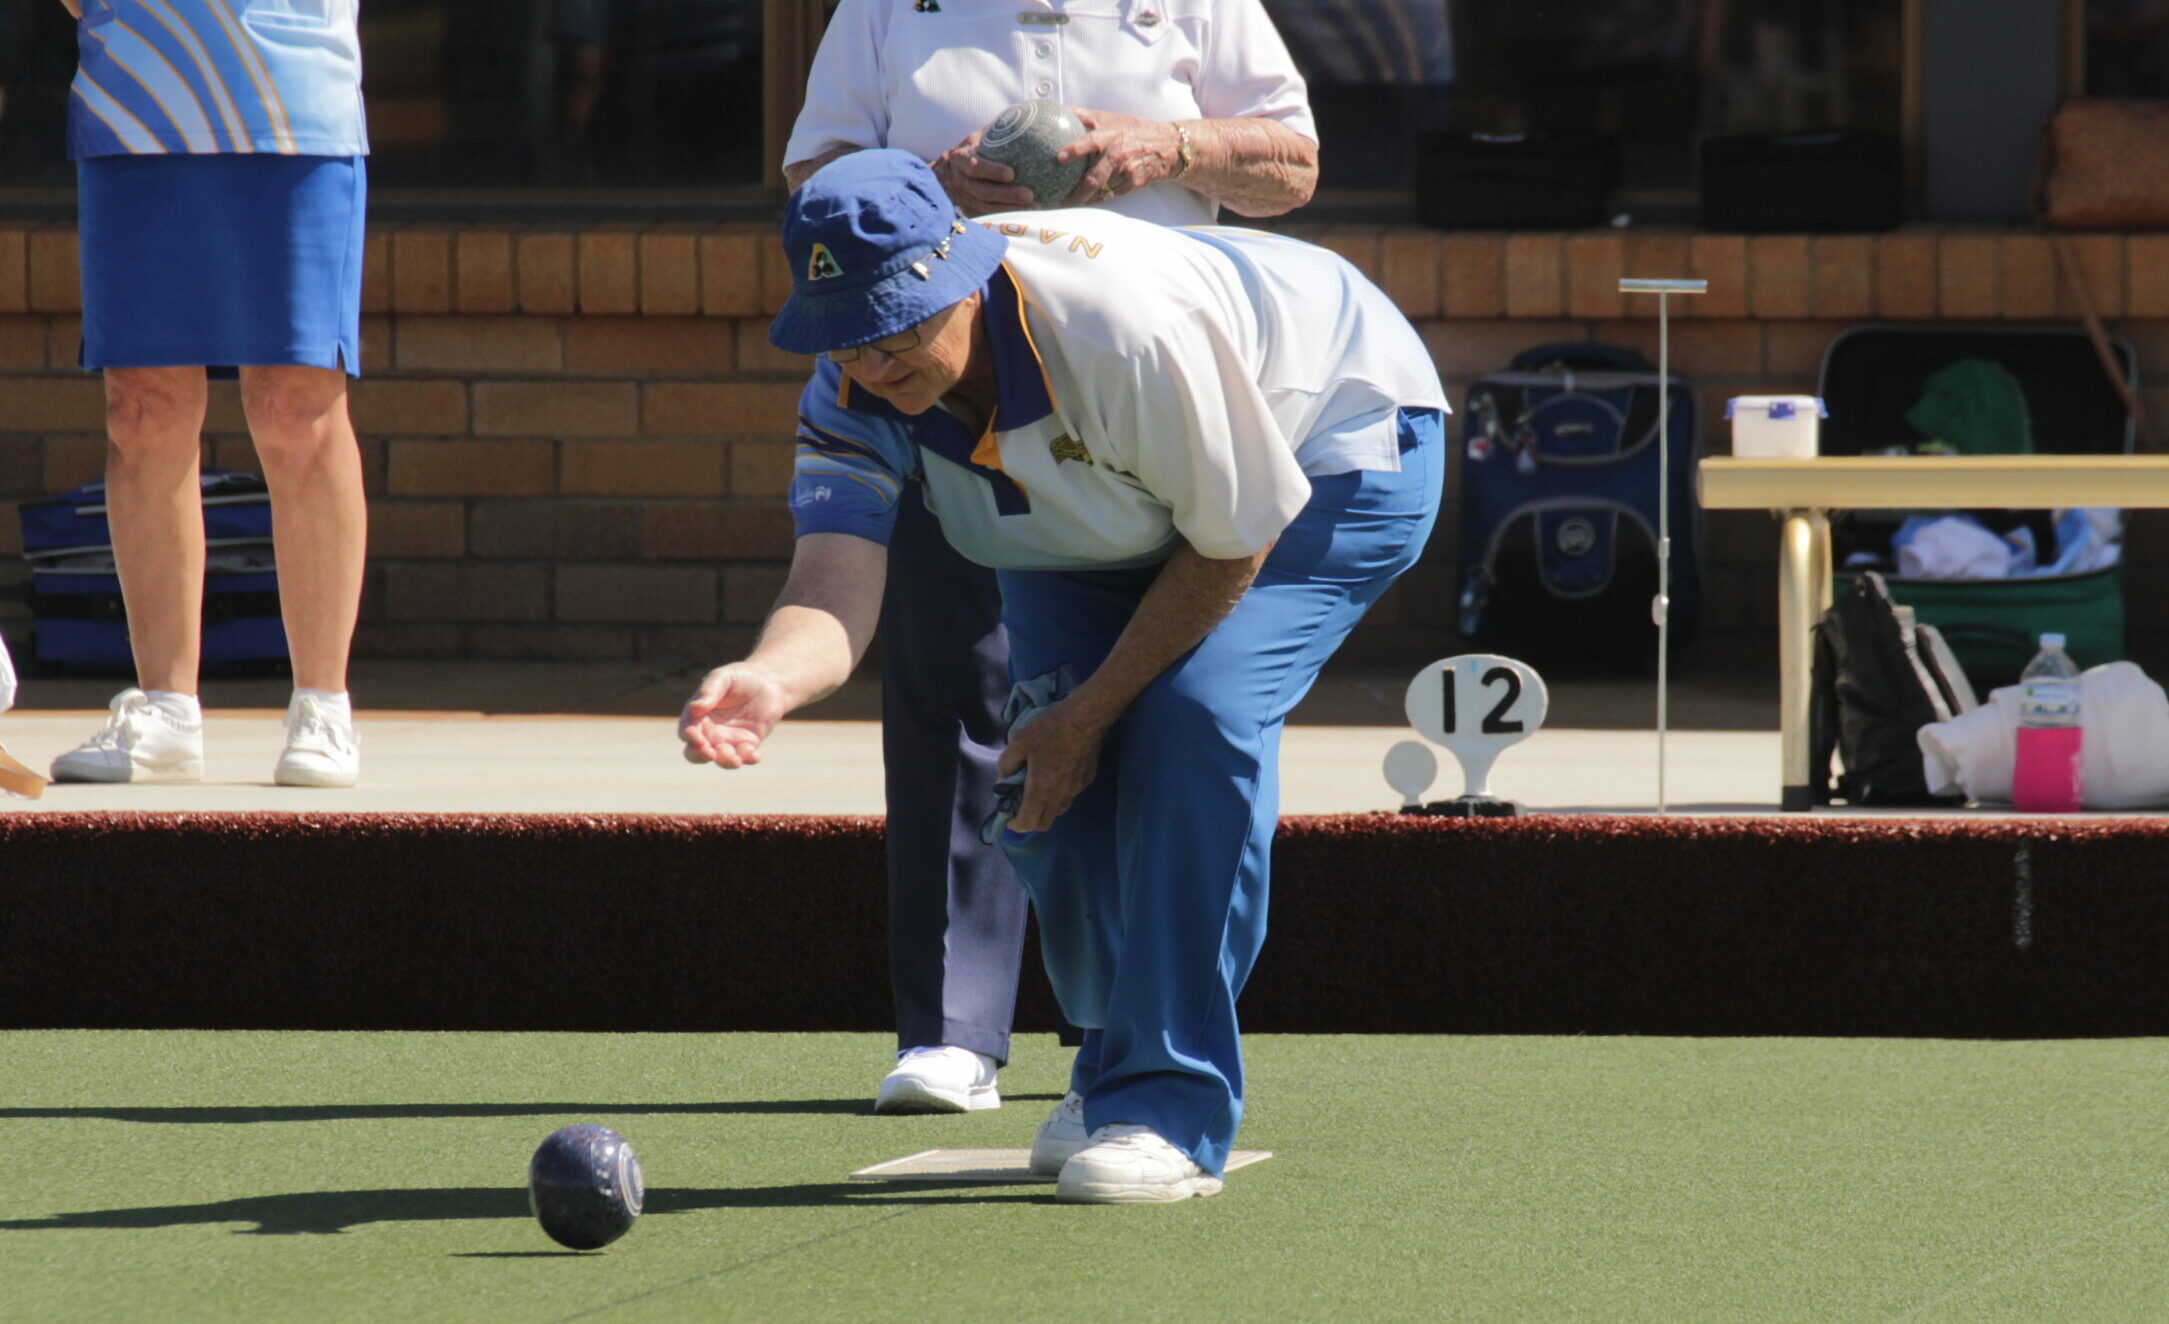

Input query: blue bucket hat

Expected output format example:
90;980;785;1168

770;150;1009;356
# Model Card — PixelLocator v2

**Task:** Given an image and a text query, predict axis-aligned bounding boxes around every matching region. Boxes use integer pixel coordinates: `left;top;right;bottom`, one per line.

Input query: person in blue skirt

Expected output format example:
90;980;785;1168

48;0;369;788
680;152;1445;1201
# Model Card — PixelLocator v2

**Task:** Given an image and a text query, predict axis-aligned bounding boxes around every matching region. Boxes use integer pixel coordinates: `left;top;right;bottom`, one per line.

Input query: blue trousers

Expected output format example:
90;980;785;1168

997;410;1444;1177
879;483;1027;1063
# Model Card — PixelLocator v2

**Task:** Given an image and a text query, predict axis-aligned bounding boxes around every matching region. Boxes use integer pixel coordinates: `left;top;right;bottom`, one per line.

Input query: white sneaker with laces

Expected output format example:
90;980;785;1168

275;694;360;788
1029;1091;1087;1174
873;1045;1000;1113
1056;1124;1224;1203
50;689;204;783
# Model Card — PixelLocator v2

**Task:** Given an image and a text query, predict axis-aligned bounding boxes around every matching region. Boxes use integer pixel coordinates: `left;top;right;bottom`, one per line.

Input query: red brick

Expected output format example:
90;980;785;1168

361;230;391;314
640;232;701;316
736;322;815;376
384;564;549;622
1565;234;1625;319
1749;236;1812;319
352;623;466;658
468;625;639;662
640;626;761;666
643;502;795;559
349;380;468;435
558;565;718;624
579;232;639;315
2127;236;2169;318
367;500;466;558
2056;234;2124;319
721;566;790;624
1937;233;2000;320
455;232;516;314
1596;320;1764;377
360;317;393;373
1419;319;1582;379
561;439;728;497
701;233;765;316
386;439;556;497
41;435;107;490
391;231;452;313
1810;236;1874;318
0;433;40;492
1686;235;1748;318
396;317;563;375
1999;235;2059;319
1439;234;1504;317
1624;232;1692;284
517;234;578;314
1763;322;1837;377
1503;234;1563;317
564;318;736;376
8;375;105;431
44;315;80;369
474;382;638;437
1316;226;1384;283
0;315;45;369
28;231;79;313
1379;230;1439;318
759;240;794;317
730;440;795;499
1875;232;1938;318
0;231;25;312
470;500;644;558
643;381;801;437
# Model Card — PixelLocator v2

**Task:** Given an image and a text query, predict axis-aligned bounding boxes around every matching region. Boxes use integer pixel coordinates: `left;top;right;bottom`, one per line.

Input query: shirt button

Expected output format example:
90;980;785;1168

1035;41;1051;56
1035;80;1052;95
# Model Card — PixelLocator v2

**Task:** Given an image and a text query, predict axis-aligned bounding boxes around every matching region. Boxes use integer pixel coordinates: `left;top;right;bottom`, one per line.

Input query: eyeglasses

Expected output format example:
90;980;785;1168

824;325;925;363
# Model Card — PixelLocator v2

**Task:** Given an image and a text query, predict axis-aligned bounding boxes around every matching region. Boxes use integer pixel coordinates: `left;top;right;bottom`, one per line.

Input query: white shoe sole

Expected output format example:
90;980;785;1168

51;758;204;785
872;1077;1000;1114
1029;1134;1085;1175
1054;1174;1224;1204
275;762;360;789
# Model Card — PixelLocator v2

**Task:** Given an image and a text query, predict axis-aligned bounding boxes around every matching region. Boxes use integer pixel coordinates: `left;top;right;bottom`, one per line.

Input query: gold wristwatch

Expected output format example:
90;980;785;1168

1172;123;1195;179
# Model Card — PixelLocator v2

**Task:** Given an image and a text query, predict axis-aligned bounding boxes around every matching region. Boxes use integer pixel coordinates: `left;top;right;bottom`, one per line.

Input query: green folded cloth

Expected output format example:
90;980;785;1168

1905;358;2033;455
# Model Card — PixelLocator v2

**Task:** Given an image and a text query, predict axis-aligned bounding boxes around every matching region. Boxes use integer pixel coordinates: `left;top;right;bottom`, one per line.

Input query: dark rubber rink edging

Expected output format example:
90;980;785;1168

4;812;2164;1036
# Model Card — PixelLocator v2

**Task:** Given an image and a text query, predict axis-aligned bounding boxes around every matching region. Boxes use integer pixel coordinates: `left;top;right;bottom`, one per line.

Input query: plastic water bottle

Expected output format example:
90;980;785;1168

2012;633;2083;812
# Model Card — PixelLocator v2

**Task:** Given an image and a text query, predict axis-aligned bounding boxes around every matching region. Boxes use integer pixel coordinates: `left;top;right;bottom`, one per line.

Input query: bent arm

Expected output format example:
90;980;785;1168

1179;117;1318;217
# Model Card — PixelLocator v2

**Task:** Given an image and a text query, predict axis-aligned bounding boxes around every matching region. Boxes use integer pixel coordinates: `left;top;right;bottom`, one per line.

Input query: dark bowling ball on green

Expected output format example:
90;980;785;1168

978;100;1096;207
528;1124;644;1250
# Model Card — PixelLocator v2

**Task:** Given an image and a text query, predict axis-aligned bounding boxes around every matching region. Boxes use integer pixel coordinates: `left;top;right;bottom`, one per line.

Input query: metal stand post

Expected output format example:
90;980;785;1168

1619;277;1707;814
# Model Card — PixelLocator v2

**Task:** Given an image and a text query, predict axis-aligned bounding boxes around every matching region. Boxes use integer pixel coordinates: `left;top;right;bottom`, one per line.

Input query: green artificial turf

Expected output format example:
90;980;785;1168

6;1032;2168;1321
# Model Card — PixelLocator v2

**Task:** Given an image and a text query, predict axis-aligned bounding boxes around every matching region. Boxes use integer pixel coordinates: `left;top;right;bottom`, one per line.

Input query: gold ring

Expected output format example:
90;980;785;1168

1096;182;1116;202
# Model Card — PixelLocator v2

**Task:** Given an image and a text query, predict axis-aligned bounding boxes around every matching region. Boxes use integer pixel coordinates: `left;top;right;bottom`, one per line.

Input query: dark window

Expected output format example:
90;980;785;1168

2086;0;2169;95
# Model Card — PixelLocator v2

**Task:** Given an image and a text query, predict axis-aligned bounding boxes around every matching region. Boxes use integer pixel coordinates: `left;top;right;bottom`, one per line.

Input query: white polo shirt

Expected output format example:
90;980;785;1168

791;212;1447;570
786;0;1315;228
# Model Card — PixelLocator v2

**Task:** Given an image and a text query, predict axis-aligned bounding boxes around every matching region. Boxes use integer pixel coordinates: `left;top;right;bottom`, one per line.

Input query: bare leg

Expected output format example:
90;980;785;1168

102;366;210;695
239;364;367;692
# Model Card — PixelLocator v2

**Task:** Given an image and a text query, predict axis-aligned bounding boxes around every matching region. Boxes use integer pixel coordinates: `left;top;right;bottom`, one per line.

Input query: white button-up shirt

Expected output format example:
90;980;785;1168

786;0;1316;227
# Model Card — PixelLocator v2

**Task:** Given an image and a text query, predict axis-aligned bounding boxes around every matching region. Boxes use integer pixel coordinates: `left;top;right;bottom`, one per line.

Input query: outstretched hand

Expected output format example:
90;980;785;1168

931;130;1039;216
678;664;791;769
993;695;1111;833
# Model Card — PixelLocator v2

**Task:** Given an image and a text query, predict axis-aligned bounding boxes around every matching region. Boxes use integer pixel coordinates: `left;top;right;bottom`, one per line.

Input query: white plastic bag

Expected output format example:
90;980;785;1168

1918;661;2169;809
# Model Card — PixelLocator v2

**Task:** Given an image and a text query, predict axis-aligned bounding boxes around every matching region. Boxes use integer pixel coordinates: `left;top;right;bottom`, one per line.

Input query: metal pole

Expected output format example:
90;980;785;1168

1619;278;1706;815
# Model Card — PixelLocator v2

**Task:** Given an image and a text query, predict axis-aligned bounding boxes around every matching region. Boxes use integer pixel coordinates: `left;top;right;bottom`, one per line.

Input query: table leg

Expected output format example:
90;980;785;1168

1778;510;1831;811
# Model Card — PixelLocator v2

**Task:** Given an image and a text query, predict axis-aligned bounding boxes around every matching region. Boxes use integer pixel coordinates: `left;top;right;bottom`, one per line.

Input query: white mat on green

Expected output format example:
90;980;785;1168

851;1148;1273;1183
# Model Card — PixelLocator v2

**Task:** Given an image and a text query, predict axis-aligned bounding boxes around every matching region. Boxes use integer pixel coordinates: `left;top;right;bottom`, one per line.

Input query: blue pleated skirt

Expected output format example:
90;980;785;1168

77;153;366;378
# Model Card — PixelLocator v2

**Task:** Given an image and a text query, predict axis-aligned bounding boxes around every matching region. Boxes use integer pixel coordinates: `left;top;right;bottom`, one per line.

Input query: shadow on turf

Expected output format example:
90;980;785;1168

0;1182;1054;1236
0;1097;1076;1125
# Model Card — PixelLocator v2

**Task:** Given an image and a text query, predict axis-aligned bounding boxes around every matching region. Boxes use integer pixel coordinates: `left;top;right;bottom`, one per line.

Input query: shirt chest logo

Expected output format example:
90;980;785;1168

1048;433;1089;465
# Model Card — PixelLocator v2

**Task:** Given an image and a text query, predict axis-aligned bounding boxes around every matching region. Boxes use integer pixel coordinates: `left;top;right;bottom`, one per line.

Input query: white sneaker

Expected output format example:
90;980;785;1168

873;1046;1000;1113
1056;1124;1224;1204
1029;1092;1087;1175
49;689;204;783
275;695;360;788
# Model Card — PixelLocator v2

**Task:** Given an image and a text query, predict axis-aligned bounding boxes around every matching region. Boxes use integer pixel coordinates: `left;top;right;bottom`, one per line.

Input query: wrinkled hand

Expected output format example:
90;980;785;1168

1060;109;1185;207
930;130;1039;217
994;695;1111;833
678;663;790;769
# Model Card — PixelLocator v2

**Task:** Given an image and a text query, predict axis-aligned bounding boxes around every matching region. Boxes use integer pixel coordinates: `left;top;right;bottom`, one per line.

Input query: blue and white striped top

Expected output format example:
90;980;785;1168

68;0;367;160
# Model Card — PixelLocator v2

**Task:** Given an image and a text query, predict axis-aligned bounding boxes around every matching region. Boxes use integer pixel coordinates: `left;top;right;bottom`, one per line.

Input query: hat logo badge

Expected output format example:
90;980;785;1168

807;243;844;281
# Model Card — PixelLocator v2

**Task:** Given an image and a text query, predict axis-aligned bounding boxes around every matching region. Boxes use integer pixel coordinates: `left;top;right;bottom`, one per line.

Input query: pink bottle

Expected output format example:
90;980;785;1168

2011;633;2083;813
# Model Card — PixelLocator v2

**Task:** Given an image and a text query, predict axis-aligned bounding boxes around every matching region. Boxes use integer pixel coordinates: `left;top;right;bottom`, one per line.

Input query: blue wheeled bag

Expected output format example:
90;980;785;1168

1456;343;1703;672
18;469;287;675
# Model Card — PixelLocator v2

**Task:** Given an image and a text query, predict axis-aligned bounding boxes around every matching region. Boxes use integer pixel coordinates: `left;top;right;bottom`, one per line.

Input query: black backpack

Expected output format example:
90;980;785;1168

1809;572;1977;805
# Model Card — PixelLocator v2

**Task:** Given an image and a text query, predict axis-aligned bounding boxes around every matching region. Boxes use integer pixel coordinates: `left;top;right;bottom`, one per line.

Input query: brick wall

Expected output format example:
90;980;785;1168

3;223;2164;674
